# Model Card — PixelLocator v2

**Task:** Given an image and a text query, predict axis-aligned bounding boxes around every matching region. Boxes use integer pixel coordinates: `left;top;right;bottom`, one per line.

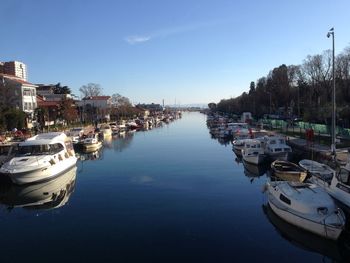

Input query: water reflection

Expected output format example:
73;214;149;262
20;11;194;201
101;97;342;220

243;161;268;178
262;204;350;262
103;135;113;149
0;166;77;211
113;132;134;152
76;149;103;161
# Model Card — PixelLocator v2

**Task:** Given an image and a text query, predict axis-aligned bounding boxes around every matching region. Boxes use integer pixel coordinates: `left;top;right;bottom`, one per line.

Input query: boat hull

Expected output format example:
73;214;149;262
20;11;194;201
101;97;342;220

266;183;345;240
242;154;265;165
1;157;77;185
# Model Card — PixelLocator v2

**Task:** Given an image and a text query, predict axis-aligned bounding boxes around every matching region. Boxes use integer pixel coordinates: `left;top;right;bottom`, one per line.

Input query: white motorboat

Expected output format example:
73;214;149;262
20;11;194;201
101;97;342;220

241;139;266;165
265;181;345;240
305;161;350;209
81;133;102;152
0;132;77;185
263;204;344;262
263;135;291;161
0;166;76;210
299;159;335;184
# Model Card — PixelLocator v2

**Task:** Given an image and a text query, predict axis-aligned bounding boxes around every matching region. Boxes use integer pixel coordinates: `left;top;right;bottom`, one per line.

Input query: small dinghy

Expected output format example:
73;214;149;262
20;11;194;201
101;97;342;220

271;160;307;182
299;159;335;184
265;181;346;240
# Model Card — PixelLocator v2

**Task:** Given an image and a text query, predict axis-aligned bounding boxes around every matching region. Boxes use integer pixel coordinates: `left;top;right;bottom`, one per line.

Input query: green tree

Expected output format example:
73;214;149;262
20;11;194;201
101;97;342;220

53;82;71;94
4;108;26;130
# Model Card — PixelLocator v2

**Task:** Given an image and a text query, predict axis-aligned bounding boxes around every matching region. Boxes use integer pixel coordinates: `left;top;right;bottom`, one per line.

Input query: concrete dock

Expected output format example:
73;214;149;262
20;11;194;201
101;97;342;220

287;136;349;168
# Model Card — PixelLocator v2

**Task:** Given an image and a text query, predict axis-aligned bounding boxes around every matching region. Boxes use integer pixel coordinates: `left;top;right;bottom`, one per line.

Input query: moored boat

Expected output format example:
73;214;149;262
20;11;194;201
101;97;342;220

263;135;291;161
265;181;346;240
241;139;266;165
81;133;102;152
0;132;77;185
262;204;345;261
305;161;350;209
299;159;335;184
271;160;307;182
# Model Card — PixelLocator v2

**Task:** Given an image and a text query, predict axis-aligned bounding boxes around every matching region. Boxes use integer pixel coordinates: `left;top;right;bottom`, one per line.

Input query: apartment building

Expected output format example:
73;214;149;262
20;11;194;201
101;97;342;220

0;61;27;80
0;74;37;127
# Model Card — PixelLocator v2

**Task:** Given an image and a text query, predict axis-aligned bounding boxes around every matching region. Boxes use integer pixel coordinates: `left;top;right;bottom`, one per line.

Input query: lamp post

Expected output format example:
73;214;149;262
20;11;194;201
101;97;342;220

327;27;336;156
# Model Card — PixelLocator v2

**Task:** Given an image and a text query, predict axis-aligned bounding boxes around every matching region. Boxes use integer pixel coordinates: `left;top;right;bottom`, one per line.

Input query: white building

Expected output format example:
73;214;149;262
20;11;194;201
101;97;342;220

76;96;112;121
0;74;37;127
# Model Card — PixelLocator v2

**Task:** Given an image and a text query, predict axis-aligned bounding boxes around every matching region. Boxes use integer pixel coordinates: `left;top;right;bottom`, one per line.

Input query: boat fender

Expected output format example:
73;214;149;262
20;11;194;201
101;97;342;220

49;159;56;165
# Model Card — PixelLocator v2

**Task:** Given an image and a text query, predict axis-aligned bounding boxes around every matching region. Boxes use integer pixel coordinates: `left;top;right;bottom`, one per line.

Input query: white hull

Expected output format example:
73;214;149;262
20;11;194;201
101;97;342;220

328;189;350;208
4;157;77;185
242;154;265;165
268;197;342;240
266;182;345;240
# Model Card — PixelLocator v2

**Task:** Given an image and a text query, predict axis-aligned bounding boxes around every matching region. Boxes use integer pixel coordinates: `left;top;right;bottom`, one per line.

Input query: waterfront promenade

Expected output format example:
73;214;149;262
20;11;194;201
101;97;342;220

286;135;349;167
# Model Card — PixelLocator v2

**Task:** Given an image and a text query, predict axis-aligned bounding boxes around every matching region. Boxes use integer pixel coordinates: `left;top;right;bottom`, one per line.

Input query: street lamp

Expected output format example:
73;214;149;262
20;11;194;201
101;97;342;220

327;27;336;156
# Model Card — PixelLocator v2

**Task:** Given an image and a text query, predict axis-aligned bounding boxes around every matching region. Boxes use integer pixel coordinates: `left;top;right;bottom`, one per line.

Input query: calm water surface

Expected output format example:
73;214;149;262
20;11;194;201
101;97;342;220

1;112;350;262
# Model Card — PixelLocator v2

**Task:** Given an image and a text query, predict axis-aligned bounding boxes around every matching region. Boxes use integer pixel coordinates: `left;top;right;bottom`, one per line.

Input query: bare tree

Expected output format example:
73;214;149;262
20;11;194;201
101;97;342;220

79;83;103;98
111;93;132;107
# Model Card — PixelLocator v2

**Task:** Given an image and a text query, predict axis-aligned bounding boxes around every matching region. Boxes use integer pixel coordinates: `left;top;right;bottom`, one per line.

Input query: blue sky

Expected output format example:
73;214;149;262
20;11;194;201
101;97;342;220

1;0;350;105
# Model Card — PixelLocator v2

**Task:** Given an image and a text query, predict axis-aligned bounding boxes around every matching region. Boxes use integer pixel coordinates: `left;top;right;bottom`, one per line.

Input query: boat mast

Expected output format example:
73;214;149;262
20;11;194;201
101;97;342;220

327;27;336;157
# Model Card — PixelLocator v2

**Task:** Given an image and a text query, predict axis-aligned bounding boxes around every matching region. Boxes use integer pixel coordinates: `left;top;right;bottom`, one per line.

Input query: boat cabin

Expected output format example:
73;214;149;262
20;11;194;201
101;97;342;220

16;132;74;158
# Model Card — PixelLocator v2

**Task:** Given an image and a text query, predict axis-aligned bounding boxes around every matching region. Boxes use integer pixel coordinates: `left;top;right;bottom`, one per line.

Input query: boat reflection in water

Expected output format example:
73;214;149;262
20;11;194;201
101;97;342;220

0;166;77;211
262;204;350;261
76;149;102;162
243;160;268;178
113;132;134;152
103;135;113;149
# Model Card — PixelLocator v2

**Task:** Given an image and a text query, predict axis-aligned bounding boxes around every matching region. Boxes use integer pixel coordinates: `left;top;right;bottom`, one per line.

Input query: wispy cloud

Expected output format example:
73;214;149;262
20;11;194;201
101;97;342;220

124;20;226;45
125;35;151;44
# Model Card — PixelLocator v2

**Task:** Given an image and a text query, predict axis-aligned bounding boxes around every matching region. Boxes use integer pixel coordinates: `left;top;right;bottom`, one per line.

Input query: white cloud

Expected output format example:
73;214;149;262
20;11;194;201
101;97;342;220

125;35;151;44
124;19;227;45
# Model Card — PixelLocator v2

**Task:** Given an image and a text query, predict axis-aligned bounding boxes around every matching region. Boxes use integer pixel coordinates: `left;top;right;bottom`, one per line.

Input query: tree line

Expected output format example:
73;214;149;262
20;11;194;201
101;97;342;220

213;46;350;126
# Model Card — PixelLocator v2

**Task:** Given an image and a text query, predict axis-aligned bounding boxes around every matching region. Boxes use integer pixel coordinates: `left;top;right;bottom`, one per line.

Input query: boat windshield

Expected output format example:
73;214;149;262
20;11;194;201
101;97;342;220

16;143;64;157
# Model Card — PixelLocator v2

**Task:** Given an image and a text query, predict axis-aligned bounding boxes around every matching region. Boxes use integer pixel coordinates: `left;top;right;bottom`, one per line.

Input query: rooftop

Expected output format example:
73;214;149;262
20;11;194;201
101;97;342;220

0;73;36;87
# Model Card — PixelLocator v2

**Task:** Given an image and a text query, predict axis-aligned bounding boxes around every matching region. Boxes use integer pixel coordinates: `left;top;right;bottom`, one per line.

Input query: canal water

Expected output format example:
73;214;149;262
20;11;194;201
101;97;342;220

0;112;349;262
